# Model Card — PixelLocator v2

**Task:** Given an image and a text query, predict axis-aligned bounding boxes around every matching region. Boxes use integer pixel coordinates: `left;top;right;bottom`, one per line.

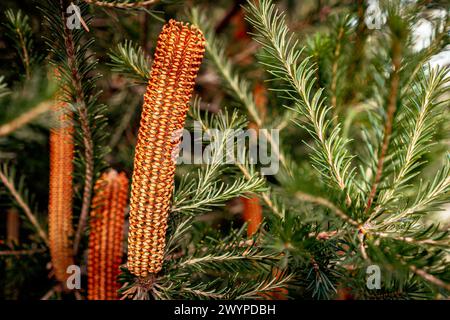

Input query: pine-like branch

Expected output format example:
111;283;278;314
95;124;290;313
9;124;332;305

187;100;284;218
190;8;262;127
63;28;95;257
236;271;293;299
295;191;358;226
364;27;403;214
329;15;351;120
377;68;449;208
173;108;266;215
245;0;355;205
0;164;49;245
0;248;46;256
371;157;450;229
108;40;150;83
41;0;109;256
0;76;10;98
4;9;34;78
410;265;450;292
190;7;289;172
0;101;52;137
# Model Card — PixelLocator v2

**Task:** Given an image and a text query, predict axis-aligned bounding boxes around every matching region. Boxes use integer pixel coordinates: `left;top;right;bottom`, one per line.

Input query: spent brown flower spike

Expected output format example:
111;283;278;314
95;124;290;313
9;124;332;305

127;19;206;278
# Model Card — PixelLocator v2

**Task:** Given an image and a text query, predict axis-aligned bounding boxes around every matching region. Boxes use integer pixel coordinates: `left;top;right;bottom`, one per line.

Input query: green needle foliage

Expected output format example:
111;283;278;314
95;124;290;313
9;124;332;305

108;40;151;84
3;9;37;79
243;0;449;298
246;0;356;206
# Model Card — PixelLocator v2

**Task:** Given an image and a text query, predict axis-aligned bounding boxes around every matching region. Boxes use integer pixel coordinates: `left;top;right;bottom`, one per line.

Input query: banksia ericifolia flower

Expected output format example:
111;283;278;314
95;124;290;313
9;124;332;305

49;99;75;283
127;20;205;278
88;170;129;300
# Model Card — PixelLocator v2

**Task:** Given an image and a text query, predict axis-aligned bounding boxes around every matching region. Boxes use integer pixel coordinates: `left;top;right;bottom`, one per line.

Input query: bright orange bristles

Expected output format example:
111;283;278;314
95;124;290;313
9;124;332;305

127;20;205;278
88;170;129;300
48;99;75;284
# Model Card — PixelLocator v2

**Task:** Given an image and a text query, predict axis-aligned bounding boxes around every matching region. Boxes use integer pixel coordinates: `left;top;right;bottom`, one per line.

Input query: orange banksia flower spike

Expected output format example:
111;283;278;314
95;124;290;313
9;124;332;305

49;98;75;284
127;20;206;278
244;83;288;299
88;170;129;300
242;196;263;237
242;83;267;237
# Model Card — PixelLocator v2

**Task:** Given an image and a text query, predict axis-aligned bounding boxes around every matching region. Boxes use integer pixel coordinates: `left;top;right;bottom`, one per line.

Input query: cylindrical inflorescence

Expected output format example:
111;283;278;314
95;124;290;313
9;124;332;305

242;197;263;237
49;99;75;284
88;170;129;300
127;19;205;277
242;83;266;238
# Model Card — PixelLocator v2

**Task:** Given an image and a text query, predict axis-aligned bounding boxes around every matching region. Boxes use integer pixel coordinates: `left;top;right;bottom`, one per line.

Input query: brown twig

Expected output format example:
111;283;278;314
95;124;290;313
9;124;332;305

0;169;49;245
58;1;95;256
372;231;449;247
0;248;46;256
331;24;345;122
410;265;450;291
74;291;84;300
364;39;402;215
236;162;284;218
72;2;90;32
83;0;160;8
215;0;246;34
295;191;359;226
343;0;367;104
40;287;56;300
232;41;260;65
140;4;151;54
17;28;31;79
0;101;52;137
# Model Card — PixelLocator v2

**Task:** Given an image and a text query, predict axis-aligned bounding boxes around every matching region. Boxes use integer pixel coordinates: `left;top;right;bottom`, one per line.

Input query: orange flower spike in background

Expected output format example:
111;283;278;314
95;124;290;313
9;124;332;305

244;83;288;299
48;98;75;284
242;196;263;237
88;170;129;300
127;20;206;278
242;83;267;237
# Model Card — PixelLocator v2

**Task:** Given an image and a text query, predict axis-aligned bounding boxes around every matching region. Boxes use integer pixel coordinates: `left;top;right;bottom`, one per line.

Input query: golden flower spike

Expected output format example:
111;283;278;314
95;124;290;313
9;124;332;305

88;170;129;300
49;98;75;284
127;19;205;278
